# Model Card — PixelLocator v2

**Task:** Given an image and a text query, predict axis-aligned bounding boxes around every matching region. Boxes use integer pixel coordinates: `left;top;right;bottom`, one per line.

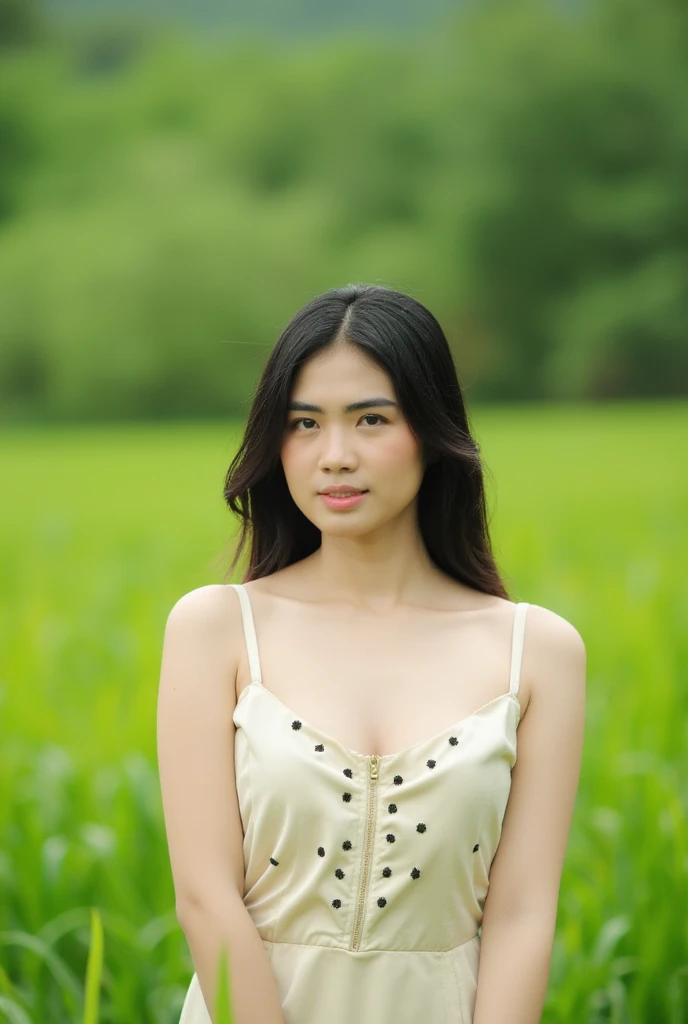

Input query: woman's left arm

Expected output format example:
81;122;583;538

472;604;587;1024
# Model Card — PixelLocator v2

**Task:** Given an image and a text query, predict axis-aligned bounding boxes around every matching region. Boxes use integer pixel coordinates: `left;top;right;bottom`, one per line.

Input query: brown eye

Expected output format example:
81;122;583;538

289;413;388;431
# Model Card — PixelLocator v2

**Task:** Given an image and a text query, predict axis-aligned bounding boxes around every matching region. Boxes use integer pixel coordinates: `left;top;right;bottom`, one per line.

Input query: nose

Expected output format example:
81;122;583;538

317;425;358;473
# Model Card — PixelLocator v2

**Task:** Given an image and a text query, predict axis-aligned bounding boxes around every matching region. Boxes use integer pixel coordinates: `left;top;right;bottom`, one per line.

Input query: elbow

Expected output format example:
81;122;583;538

175;897;195;934
175;893;200;935
175;887;245;934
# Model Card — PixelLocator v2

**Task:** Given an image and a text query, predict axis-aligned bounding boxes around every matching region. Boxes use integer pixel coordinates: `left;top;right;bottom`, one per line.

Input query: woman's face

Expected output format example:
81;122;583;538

281;343;426;535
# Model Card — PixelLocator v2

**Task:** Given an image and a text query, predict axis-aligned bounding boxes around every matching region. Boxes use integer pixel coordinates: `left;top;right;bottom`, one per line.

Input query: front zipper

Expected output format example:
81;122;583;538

350;753;380;951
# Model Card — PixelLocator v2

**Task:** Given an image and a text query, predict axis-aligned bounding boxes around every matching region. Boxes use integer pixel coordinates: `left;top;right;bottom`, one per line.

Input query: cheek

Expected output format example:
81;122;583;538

373;431;422;470
280;438;303;477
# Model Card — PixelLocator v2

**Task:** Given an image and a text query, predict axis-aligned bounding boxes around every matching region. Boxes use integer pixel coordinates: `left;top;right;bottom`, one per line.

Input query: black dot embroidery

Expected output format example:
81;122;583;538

449;736;458;746
473;843;480;852
314;743;325;752
317;847;325;857
292;720;302;730
332;899;342;908
386;833;396;843
382;866;392;877
393;775;403;785
343;768;353;778
416;823;427;833
342;792;352;802
270;857;279;866
335;868;345;879
342;840;352;850
427;759;436;769
388;803;397;813
410;867;421;879
377;897;387;908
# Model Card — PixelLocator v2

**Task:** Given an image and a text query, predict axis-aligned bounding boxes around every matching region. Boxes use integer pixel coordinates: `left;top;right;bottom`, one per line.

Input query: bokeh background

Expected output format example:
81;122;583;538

1;0;687;1021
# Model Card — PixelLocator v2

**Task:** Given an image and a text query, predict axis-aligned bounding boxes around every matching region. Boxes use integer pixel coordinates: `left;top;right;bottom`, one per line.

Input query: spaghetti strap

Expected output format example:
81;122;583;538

508;602;529;697
228;583;263;686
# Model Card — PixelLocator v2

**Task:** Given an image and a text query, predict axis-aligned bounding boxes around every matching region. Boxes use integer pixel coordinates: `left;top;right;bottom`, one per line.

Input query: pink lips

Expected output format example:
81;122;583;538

319;491;368;510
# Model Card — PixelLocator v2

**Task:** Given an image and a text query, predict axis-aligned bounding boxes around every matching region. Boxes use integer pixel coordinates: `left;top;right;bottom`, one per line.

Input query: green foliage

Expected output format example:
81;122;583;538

0;3;687;421
0;0;44;50
1;403;687;1021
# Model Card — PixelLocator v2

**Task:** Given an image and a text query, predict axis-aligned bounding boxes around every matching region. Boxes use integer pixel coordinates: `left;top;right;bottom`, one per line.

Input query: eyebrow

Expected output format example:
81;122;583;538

287;397;399;413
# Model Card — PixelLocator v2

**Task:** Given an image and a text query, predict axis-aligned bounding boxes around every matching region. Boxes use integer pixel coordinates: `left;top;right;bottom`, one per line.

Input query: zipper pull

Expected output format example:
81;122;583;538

370;754;380;780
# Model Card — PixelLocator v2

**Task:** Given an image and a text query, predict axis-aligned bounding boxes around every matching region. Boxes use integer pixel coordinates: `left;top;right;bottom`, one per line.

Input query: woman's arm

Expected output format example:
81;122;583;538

157;585;285;1024
473;604;586;1024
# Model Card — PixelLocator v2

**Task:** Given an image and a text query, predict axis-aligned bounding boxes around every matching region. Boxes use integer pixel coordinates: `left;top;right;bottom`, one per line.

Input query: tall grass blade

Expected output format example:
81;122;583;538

214;947;234;1024
82;908;104;1024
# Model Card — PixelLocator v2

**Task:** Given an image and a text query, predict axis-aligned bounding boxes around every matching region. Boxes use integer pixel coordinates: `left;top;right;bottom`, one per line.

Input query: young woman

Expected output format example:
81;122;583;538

157;283;586;1024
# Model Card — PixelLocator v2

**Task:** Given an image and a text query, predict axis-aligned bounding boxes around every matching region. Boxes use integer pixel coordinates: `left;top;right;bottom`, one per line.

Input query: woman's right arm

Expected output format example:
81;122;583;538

157;584;285;1024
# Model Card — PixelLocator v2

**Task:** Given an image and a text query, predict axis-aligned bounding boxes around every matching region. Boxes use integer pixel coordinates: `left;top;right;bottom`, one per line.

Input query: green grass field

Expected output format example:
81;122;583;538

1;401;686;1023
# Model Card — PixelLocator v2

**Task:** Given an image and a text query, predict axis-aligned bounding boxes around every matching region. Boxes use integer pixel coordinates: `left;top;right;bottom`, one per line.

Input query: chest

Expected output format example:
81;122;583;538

234;602;514;758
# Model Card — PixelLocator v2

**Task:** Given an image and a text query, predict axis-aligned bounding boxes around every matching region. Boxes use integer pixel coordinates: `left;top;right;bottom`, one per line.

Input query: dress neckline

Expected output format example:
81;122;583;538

235;679;521;762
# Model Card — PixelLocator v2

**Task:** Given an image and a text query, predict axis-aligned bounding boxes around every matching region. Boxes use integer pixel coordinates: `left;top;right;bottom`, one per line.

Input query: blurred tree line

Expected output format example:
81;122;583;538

0;0;686;422
50;0;461;38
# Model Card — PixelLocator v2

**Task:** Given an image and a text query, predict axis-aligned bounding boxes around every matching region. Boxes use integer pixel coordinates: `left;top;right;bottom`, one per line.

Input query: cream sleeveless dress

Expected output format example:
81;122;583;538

178;584;530;1024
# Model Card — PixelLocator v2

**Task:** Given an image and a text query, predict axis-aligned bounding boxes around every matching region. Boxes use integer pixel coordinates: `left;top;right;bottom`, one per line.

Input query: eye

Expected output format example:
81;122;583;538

289;414;388;431
289;418;317;431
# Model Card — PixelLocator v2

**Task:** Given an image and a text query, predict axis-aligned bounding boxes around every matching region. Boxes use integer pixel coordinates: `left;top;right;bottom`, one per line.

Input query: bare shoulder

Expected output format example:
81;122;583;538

164;581;244;634
167;582;241;629
520;602;587;716
162;584;244;696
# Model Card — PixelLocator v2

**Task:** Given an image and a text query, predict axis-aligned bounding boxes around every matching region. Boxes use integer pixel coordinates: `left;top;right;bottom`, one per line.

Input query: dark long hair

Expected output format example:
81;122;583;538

221;283;510;599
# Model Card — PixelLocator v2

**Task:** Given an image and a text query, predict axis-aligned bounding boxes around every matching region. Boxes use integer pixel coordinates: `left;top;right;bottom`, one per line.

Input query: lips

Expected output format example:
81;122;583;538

319;490;369;509
319;489;367;495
